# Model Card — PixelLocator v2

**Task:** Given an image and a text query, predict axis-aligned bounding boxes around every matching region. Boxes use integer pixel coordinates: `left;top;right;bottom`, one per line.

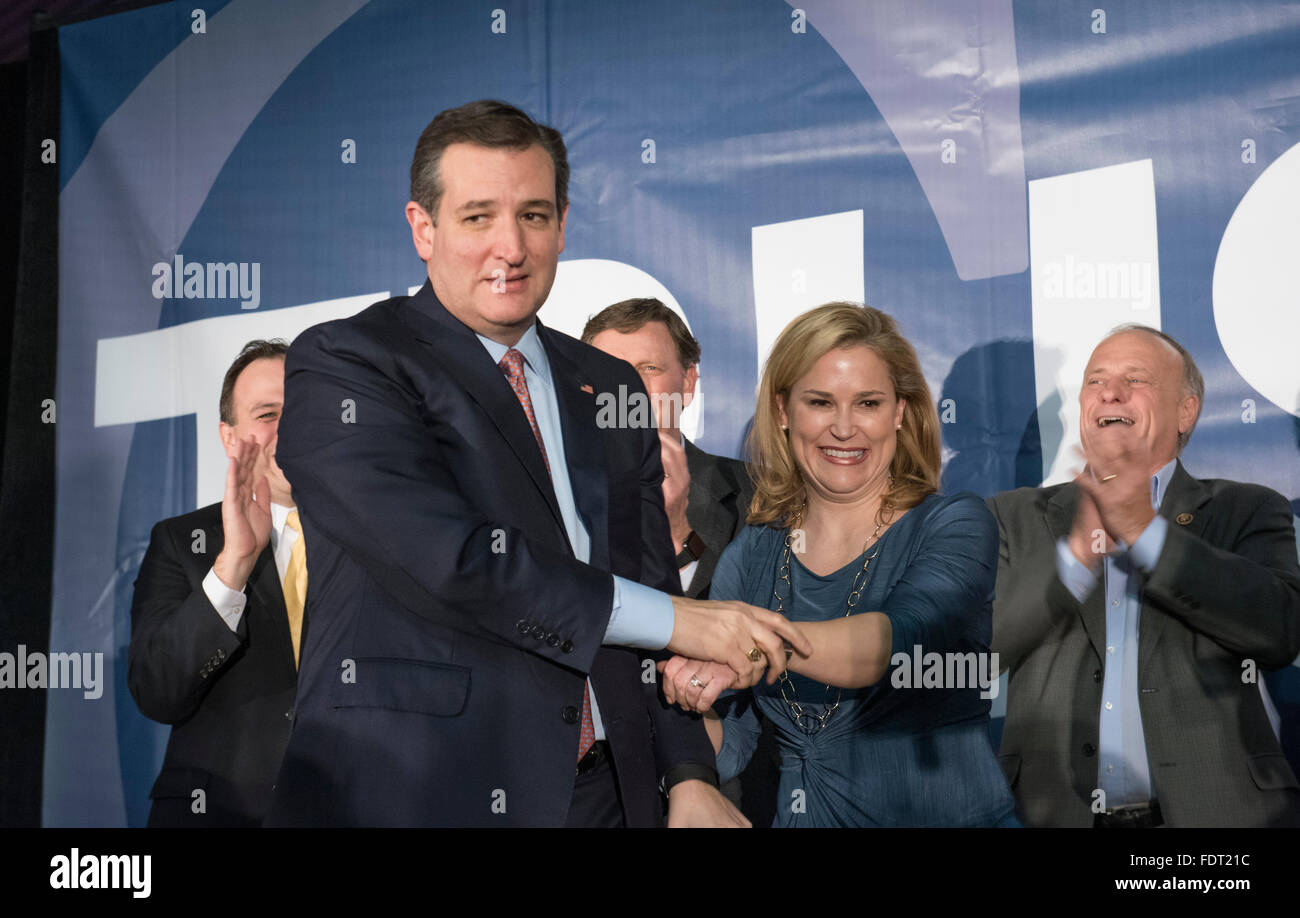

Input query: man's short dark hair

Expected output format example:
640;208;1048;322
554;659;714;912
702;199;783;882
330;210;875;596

580;298;702;370
219;339;288;426
410;99;569;222
1106;323;1205;452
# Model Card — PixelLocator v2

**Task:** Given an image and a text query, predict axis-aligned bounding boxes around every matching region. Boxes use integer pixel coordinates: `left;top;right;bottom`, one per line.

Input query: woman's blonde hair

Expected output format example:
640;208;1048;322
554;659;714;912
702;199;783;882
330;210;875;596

747;303;941;528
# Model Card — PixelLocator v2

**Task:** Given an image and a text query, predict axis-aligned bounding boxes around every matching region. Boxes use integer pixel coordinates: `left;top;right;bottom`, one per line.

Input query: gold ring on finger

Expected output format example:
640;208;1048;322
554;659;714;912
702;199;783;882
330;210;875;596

747;647;763;663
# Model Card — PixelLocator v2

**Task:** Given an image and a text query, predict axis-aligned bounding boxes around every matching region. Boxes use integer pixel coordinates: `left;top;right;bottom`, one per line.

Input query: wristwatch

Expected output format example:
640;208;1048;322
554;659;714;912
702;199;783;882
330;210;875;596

675;530;707;568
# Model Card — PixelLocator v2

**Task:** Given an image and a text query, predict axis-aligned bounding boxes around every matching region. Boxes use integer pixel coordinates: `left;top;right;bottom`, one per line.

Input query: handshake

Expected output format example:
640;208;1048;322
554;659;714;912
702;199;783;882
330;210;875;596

660;597;812;713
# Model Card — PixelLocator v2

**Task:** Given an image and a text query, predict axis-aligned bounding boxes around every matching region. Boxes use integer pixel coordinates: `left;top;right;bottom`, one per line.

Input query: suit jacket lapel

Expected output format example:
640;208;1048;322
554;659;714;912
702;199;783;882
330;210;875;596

400;283;567;539
1139;459;1212;671
684;440;736;599
542;325;609;571
1048;484;1108;662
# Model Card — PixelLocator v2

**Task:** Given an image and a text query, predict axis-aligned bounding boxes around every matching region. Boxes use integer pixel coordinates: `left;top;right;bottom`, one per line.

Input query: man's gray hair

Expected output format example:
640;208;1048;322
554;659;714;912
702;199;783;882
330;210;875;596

1105;323;1204;452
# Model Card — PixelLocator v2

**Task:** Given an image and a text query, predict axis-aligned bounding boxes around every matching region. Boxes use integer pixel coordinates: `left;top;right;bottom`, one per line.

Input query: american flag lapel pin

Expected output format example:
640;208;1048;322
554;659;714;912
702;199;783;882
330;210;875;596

580;383;594;394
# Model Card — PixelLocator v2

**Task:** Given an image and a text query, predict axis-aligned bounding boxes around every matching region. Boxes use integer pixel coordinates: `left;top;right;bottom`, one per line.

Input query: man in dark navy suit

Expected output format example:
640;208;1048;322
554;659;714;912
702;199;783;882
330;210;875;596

267;100;807;827
130;340;303;826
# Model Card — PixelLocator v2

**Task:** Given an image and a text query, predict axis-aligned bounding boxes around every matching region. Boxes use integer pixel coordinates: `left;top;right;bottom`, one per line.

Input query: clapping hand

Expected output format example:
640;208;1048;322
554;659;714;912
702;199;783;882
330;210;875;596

212;436;273;591
1076;425;1157;548
658;429;692;551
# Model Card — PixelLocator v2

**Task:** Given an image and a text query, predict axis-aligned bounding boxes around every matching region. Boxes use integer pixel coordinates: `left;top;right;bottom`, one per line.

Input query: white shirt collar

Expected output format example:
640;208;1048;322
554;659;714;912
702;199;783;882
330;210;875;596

269;500;296;549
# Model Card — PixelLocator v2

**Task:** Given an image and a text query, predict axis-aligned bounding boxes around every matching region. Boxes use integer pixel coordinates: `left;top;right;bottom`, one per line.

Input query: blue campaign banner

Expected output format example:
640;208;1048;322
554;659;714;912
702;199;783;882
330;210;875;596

49;0;1300;825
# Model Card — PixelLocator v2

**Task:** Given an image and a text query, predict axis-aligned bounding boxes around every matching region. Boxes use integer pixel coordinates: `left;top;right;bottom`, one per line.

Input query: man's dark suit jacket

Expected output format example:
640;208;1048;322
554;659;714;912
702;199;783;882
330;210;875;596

266;282;716;827
129;502;298;827
989;460;1300;826
682;439;753;600
680;439;778;825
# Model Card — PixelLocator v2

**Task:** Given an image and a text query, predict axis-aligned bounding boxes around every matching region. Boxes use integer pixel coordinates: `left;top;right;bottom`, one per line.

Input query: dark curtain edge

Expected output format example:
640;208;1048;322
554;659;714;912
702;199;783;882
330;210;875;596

0;21;59;828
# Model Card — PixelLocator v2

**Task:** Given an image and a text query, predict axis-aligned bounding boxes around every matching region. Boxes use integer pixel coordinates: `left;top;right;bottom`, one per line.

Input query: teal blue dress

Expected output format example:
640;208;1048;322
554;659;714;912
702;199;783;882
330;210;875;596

713;492;1015;827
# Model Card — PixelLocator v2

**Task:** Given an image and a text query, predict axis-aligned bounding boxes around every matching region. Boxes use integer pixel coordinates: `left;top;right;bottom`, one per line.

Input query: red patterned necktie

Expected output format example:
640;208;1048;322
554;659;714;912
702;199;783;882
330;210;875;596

498;348;596;762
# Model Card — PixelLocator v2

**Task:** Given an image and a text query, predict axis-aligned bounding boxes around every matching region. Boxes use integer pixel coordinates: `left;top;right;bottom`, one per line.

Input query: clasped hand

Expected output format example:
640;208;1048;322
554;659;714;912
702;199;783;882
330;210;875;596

657;655;741;712
661;596;810;713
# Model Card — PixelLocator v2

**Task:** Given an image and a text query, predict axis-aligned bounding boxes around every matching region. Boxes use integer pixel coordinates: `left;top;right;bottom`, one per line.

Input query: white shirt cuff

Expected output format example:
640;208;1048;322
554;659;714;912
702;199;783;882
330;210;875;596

202;566;247;633
678;560;699;593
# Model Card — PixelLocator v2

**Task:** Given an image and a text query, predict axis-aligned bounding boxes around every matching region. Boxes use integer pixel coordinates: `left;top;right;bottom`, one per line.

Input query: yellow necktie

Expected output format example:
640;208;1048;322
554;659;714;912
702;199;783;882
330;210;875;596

283;510;307;668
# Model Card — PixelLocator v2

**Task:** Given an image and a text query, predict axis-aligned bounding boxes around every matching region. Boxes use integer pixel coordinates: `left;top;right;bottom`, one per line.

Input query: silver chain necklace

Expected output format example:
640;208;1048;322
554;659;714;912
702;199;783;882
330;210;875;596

774;509;888;734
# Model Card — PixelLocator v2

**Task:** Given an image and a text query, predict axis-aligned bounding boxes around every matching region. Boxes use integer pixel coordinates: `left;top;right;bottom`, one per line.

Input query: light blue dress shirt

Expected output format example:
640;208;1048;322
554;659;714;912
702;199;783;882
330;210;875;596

476;327;676;739
1055;458;1176;808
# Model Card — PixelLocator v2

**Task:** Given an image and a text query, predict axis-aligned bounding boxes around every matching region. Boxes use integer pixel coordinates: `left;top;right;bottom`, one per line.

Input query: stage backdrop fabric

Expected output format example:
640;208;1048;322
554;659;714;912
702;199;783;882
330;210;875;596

46;0;1300;825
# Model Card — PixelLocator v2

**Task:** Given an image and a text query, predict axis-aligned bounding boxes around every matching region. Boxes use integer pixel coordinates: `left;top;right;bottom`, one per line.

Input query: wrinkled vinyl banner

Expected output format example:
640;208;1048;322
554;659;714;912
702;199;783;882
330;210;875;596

50;0;1300;825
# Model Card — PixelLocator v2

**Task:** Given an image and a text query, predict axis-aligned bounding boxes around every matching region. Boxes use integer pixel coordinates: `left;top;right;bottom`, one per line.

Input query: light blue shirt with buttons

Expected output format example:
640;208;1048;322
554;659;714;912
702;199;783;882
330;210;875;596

477;326;676;741
1056;458;1175;809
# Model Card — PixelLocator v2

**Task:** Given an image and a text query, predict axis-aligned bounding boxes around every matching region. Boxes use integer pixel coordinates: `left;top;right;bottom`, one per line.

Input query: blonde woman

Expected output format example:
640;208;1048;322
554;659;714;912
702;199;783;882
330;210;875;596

661;303;1015;827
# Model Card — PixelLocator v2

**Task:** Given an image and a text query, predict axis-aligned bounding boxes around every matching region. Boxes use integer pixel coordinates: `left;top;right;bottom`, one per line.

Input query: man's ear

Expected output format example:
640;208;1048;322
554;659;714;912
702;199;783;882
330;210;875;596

682;364;699;408
557;202;568;255
219;421;237;459
1178;394;1199;438
406;201;435;261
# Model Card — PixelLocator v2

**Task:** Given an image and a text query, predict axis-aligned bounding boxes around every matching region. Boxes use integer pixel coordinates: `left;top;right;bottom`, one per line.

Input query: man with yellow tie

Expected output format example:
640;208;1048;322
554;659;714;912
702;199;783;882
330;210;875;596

129;339;304;827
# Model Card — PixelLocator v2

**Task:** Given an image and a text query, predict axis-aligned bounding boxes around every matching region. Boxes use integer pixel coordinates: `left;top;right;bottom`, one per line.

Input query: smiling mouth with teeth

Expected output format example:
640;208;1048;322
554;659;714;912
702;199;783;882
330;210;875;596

1098;416;1134;427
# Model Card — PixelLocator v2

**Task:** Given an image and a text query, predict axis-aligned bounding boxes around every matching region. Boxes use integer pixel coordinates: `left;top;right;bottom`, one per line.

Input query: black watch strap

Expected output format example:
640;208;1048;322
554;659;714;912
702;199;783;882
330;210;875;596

661;763;720;794
674;531;707;568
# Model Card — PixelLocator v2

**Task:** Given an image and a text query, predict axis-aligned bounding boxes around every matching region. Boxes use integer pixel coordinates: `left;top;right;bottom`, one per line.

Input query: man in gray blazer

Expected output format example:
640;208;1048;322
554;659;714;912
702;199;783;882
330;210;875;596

990;324;1300;827
582;299;753;599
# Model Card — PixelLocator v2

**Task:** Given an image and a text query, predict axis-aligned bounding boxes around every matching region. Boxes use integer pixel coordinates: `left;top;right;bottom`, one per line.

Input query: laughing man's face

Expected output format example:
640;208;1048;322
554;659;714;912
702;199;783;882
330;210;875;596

1079;330;1198;470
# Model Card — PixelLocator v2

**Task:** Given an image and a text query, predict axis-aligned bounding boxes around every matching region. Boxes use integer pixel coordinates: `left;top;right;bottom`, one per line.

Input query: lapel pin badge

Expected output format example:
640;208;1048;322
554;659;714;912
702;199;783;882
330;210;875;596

580;384;593;394
1175;513;1193;525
